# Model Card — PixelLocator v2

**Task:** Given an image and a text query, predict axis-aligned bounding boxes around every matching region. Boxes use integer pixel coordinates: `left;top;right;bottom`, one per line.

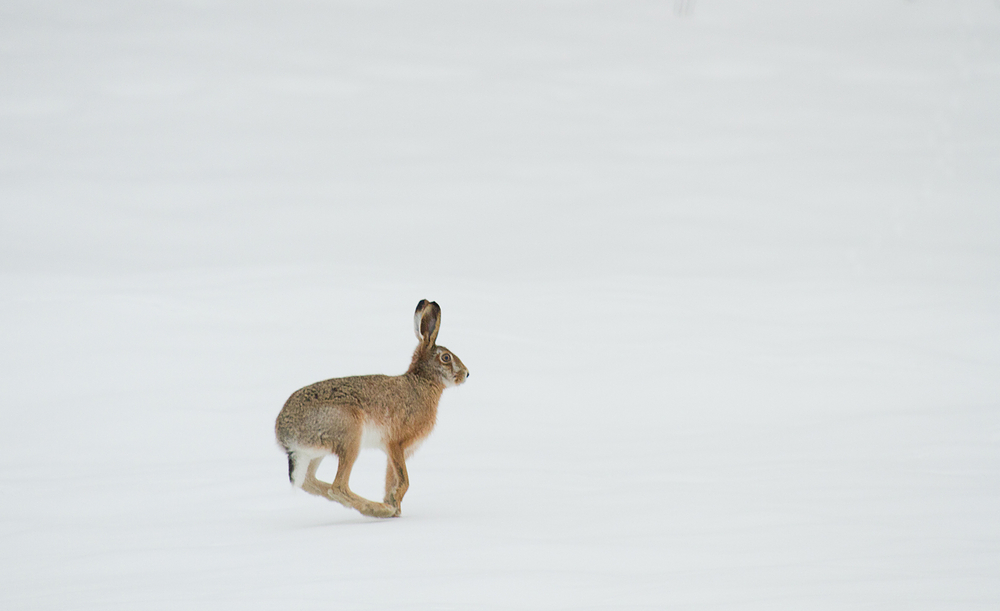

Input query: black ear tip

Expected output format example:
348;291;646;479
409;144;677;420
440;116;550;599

416;299;429;312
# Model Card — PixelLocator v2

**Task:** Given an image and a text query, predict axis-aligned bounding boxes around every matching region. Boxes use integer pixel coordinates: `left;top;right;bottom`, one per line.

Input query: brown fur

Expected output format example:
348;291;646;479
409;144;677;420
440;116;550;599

275;300;468;518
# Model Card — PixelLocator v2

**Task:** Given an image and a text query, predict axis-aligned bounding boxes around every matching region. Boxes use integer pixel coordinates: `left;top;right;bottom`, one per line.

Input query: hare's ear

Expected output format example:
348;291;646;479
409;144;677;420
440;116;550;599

413;300;429;341
413;300;441;346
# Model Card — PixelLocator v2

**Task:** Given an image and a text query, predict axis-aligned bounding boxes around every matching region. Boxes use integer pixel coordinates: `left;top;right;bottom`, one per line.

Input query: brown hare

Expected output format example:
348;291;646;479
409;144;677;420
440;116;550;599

275;300;469;518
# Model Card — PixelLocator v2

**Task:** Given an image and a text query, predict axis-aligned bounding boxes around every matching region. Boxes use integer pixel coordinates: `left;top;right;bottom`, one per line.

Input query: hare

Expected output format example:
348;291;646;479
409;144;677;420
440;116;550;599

275;300;469;518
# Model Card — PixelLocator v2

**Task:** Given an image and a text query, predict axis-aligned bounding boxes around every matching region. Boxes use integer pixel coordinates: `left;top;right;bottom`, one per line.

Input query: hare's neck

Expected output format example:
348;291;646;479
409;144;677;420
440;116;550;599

403;370;445;399
406;347;440;381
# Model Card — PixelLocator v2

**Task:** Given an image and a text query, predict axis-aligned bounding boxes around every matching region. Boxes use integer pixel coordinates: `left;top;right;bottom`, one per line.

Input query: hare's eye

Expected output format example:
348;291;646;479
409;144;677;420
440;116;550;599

440;353;452;363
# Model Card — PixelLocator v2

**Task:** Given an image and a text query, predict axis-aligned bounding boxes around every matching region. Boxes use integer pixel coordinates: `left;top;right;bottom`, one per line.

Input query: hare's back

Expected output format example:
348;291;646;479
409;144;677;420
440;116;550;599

276;375;389;446
288;374;390;406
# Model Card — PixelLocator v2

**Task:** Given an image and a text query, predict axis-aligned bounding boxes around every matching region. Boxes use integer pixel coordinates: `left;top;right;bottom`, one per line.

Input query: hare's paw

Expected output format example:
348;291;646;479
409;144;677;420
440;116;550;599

360;502;398;519
383;495;402;516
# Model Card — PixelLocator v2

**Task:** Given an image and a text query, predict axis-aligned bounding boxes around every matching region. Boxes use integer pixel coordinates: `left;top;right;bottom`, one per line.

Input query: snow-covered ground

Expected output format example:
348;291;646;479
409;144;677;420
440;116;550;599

3;1;999;608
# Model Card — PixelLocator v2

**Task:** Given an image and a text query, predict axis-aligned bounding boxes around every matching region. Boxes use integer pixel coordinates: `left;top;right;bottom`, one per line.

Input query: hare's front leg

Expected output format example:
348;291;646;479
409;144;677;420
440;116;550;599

383;442;409;517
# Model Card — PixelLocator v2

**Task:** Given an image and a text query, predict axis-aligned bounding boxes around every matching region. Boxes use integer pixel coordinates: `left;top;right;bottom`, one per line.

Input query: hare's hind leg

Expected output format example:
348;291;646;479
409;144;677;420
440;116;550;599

326;436;397;518
287;446;333;497
301;456;332;497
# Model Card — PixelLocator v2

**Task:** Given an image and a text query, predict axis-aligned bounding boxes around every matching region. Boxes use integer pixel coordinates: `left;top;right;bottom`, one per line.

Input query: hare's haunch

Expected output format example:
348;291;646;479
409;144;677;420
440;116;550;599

275;300;469;518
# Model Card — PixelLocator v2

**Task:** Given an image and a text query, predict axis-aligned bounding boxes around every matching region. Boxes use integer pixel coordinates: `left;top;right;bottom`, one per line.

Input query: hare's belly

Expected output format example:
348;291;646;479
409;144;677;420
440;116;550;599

360;422;386;450
359;422;428;457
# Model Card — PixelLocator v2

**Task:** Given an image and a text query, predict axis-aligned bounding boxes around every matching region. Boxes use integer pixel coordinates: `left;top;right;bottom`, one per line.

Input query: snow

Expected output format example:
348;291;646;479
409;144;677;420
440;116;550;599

2;0;999;609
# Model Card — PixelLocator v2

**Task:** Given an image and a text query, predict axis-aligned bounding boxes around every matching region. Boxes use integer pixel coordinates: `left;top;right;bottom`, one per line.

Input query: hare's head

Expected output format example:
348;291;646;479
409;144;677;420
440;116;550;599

409;299;469;387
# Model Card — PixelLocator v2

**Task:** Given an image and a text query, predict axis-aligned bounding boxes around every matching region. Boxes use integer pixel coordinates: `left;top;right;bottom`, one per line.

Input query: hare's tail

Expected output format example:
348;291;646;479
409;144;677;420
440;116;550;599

285;449;295;484
282;444;330;489
278;442;298;485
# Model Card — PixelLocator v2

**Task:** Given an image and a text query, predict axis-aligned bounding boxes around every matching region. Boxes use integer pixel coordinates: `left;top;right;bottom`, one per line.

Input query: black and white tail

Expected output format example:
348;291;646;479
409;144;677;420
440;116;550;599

282;445;329;489
286;450;295;484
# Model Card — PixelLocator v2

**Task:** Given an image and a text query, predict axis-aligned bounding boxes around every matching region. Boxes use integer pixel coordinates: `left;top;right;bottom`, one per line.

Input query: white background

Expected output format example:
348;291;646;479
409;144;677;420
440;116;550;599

2;1;999;609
